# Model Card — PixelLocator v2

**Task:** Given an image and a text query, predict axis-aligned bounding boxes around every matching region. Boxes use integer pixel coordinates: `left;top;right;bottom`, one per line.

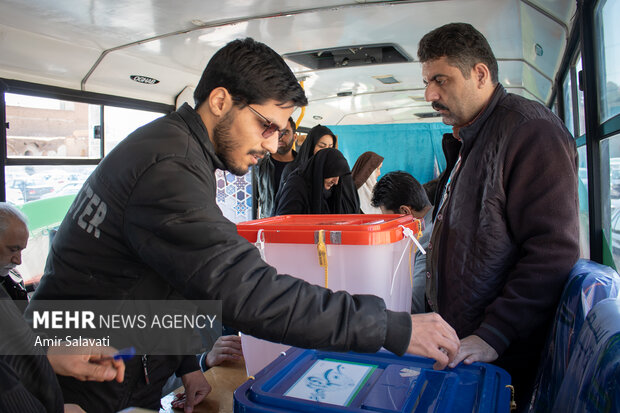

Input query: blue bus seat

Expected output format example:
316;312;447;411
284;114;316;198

552;298;620;412
528;259;620;412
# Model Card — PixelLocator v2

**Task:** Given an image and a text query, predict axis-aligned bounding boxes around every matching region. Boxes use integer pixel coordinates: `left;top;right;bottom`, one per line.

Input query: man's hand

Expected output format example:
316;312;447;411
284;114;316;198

206;335;243;368
448;335;498;368
171;370;212;413
408;313;460;370
47;344;125;382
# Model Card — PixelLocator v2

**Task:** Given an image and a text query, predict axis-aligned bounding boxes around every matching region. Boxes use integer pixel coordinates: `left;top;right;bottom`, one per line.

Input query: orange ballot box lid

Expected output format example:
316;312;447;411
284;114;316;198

236;214;421;246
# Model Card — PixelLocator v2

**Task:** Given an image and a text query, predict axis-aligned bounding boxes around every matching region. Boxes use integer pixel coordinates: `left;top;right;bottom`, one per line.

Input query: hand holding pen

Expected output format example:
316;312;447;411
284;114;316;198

47;344;129;382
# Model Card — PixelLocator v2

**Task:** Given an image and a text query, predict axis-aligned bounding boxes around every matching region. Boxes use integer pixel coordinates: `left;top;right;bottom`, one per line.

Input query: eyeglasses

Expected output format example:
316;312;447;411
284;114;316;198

247;105;287;139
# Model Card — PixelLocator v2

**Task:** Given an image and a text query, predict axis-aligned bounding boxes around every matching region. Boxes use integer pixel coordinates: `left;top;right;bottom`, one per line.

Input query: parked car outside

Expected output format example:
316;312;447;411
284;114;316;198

39;181;85;199
10;178;55;202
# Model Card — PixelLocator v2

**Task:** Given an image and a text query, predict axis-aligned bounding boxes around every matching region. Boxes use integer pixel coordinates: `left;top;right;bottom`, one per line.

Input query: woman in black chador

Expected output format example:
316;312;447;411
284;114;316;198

274;148;356;215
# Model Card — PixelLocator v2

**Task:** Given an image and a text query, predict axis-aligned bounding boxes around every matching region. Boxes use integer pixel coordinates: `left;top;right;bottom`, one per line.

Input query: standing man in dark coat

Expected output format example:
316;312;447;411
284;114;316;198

252;117;297;219
418;23;579;411
30;37;459;412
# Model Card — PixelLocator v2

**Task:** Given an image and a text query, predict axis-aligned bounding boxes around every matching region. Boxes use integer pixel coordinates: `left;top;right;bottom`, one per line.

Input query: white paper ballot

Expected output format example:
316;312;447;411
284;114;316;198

284;358;377;406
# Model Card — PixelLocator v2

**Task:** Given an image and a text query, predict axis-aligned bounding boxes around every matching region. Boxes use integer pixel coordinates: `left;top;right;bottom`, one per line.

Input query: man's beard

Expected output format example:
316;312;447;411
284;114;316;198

212;111;248;176
276;136;294;155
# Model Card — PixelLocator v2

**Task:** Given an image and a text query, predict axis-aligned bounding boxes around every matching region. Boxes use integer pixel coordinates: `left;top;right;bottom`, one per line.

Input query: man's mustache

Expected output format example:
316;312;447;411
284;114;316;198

432;102;449;111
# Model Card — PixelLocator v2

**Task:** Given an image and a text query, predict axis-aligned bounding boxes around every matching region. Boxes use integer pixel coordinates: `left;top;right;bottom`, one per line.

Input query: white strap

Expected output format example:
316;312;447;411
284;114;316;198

254;229;266;260
390;224;426;295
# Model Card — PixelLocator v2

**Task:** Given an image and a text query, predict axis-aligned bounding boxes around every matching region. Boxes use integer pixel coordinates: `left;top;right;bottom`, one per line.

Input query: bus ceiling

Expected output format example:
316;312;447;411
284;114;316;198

0;0;576;127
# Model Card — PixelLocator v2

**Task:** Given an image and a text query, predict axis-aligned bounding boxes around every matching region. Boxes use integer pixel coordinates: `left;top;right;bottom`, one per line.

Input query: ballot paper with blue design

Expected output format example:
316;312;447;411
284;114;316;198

284;359;376;406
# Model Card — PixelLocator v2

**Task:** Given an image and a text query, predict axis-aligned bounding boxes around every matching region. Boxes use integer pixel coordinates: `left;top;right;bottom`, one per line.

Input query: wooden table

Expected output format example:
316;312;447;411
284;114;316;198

159;357;249;413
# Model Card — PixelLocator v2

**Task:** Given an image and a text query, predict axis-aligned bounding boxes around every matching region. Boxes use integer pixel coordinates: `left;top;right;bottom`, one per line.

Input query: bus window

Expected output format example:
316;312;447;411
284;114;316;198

577;145;590;259
3;93;166;287
596;0;620;123
5;93;101;158
563;72;575;136
104;106;163;155
604;133;620;268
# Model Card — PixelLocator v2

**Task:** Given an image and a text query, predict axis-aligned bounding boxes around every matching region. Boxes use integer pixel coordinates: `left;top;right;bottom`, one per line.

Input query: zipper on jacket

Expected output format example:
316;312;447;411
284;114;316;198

142;355;150;385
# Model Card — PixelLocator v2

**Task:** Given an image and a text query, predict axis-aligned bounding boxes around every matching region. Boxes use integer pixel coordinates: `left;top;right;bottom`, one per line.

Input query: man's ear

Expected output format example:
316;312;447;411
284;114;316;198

473;63;491;88
208;87;232;117
399;205;414;215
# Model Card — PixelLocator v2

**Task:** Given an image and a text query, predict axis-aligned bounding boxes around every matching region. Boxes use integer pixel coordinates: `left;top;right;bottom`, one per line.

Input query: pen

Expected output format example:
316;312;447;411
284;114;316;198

112;347;136;361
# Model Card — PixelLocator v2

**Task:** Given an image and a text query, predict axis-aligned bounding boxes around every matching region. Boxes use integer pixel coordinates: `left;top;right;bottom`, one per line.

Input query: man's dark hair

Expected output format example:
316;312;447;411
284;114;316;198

371;171;430;212
194;38;308;109
417;23;498;84
287;117;297;134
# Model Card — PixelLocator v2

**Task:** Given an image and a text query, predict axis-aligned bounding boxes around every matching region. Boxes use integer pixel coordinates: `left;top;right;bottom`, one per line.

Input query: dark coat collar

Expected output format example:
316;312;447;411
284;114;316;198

457;84;506;156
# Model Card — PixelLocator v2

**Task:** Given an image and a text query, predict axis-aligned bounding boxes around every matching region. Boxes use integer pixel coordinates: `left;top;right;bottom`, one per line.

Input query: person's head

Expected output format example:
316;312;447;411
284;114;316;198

418;23;498;126
351;151;384;189
193;38;307;176
0;203;29;276
300;148;351;213
296;125;338;163
324;176;340;191
309;148;349;191
277;117;297;156
314;134;335;154
371;171;431;218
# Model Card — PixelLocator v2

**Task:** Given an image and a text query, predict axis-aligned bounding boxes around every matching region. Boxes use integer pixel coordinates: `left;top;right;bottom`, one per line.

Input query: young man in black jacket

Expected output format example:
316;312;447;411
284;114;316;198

29;38;459;412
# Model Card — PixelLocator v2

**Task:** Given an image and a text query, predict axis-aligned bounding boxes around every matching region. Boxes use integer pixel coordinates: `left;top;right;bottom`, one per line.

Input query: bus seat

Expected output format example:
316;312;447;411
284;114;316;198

552;298;620;412
528;259;620;412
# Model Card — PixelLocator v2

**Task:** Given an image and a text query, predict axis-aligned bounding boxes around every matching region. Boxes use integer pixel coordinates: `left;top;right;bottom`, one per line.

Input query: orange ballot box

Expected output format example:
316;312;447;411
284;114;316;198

236;214;422;376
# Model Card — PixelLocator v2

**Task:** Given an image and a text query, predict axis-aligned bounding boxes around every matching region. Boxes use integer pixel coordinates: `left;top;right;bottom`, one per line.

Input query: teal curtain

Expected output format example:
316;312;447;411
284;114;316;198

327;123;451;184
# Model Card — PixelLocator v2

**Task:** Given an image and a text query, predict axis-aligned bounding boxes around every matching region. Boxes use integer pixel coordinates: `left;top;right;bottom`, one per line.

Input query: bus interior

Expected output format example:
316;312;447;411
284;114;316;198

0;0;619;411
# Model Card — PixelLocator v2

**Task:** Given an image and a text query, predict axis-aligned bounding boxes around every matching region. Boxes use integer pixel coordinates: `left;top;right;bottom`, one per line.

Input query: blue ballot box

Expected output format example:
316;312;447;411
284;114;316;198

234;347;512;412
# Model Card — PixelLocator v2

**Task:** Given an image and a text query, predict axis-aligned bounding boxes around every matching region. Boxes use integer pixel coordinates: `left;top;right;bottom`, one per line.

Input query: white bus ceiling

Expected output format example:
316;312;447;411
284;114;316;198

0;0;576;128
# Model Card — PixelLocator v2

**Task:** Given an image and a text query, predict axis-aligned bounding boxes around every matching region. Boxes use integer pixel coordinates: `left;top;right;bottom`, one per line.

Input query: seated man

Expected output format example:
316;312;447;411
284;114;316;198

371;172;433;314
0;203;30;313
0;202;124;413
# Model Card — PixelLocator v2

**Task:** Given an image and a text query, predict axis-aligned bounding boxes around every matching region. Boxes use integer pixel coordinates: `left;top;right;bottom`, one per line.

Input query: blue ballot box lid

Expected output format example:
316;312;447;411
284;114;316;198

234;348;512;413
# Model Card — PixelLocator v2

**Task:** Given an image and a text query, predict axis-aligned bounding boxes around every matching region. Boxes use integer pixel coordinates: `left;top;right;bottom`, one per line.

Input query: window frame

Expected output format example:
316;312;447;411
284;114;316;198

0;78;174;201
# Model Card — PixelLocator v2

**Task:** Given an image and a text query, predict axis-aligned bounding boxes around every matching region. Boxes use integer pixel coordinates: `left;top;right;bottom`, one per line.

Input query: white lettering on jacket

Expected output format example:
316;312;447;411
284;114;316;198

68;182;108;239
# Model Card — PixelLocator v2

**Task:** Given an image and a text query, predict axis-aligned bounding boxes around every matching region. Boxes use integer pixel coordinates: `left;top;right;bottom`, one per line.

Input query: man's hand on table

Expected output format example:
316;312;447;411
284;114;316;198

171;370;212;413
